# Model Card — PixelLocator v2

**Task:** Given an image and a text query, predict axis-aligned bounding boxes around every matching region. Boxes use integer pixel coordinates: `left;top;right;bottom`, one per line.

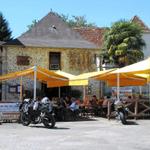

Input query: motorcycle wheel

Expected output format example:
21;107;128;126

43;115;55;128
119;112;127;125
20;112;31;126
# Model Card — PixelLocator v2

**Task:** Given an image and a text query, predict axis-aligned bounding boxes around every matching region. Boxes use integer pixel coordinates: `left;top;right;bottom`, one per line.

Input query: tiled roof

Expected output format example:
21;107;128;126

74;27;106;48
131;16;150;32
5;12;98;49
75;16;150;48
4;13;150;49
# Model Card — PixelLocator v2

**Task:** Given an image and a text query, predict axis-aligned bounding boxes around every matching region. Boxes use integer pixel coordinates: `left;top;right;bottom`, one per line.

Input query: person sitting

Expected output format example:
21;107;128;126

82;95;90;108
64;96;72;108
126;96;132;103
62;98;79;120
102;96;110;117
54;98;66;121
90;95;98;107
90;95;99;116
69;98;79;111
97;97;104;106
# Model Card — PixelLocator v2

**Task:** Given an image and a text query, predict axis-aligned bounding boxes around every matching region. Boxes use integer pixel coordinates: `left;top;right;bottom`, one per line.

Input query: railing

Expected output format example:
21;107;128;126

107;99;150;120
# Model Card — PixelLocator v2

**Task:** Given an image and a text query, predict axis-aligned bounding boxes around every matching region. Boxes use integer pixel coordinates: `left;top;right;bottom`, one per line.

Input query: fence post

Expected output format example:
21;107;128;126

0;112;2;124
107;101;111;120
134;99;138;120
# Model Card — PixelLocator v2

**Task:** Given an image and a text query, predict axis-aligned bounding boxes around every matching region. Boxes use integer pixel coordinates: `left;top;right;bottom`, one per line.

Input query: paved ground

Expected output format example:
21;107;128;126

0;118;150;150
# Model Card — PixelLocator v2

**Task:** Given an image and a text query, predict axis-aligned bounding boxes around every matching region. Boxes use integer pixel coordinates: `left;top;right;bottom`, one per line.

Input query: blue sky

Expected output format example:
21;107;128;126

0;0;150;38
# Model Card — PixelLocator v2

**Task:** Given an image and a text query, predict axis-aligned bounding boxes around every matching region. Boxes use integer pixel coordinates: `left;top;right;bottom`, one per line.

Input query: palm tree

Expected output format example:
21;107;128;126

103;20;145;67
0;12;12;41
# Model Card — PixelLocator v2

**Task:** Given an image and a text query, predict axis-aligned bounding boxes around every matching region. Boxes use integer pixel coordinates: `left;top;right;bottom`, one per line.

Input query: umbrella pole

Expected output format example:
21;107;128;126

33;66;37;100
83;86;86;100
149;74;150;101
117;72;120;101
149;83;150;101
20;76;23;101
58;87;61;98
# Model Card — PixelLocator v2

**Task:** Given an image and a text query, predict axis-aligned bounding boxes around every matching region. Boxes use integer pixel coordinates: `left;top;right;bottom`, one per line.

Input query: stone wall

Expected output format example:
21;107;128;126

1;46;100;101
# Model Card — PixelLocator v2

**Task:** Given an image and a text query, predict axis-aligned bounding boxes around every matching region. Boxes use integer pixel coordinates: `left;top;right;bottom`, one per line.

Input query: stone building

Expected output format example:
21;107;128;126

0;13;149;101
0;12;100;101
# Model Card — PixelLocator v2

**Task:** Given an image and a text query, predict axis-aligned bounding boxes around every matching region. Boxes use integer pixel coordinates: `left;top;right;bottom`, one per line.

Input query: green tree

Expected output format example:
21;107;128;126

65;15;96;27
27;19;39;30
0;12;12;41
103;20;145;67
27;12;96;30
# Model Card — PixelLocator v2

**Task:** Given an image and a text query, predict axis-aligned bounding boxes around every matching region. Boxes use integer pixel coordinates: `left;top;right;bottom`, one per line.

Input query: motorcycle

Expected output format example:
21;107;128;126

20;97;55;128
114;100;129;125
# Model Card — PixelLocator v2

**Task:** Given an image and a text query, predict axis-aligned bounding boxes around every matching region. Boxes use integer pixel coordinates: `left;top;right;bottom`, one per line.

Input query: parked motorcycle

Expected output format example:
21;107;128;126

20;97;55;128
114;100;129;125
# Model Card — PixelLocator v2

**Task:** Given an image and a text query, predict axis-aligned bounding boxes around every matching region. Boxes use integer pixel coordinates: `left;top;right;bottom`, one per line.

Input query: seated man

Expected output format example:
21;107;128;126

90;95;99;116
69;98;79;112
82;96;90;108
69;98;80;120
90;95;98;107
102;96;110;116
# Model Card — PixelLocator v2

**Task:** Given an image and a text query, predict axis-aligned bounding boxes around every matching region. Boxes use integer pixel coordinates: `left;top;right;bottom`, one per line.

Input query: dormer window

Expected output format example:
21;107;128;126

49;25;57;31
52;25;56;29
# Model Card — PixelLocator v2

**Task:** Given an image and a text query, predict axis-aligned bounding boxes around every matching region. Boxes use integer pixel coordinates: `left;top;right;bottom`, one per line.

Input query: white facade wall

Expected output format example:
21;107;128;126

142;32;150;58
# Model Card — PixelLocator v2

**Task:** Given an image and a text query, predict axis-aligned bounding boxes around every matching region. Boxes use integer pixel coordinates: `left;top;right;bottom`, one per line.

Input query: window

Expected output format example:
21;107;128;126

49;52;61;70
17;56;30;66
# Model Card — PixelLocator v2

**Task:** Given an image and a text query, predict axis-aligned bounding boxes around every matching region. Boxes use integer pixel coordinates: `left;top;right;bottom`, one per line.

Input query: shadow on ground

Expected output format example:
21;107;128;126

58;117;98;122
126;120;139;125
29;125;70;130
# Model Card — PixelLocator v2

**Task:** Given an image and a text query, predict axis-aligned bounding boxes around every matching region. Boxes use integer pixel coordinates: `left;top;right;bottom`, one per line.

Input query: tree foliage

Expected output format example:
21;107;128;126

0;12;12;41
103;20;145;67
27;12;97;30
60;14;97;27
27;19;39;30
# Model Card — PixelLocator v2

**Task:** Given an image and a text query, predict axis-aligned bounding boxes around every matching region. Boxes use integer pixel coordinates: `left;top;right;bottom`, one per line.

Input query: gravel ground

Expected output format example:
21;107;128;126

0;118;150;150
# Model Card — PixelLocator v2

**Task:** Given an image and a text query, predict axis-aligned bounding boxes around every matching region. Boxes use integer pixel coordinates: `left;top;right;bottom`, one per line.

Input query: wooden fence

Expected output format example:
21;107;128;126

107;99;150;120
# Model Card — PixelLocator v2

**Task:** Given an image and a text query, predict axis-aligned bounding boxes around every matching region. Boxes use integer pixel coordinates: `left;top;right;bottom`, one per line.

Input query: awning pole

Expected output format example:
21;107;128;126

83;86;86;100
139;86;142;95
149;74;150;101
58;87;61;98
117;72;120;101
149;83;150;101
20;76;23;101
33;66;37;100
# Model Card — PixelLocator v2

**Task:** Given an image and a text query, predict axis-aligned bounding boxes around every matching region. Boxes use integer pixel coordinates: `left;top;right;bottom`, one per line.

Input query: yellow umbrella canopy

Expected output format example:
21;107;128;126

106;77;147;86
47;70;75;87
107;57;150;86
134;74;150;82
92;69;147;87
69;69;115;86
114;57;150;74
90;57;150;86
0;66;69;84
0;67;34;81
